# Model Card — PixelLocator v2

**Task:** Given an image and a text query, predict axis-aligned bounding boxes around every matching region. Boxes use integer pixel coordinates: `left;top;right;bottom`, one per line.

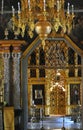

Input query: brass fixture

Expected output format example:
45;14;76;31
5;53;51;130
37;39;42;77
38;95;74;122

11;0;75;43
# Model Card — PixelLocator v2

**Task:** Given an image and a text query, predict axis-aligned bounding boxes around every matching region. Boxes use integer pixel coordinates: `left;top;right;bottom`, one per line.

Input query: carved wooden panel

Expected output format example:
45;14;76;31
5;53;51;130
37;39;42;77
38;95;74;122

50;87;66;115
58;88;66;114
50;87;57;115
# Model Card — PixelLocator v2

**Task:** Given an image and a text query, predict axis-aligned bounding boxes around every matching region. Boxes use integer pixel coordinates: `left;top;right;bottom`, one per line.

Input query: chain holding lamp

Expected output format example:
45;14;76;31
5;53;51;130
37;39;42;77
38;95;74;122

11;0;75;48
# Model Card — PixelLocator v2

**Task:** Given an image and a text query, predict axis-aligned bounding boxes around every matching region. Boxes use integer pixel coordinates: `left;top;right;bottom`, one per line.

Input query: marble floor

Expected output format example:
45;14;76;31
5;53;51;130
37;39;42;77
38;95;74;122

27;116;82;130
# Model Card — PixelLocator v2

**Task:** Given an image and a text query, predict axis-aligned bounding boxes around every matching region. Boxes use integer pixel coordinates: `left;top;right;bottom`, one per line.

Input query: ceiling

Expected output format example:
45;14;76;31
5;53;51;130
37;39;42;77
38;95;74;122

0;0;83;51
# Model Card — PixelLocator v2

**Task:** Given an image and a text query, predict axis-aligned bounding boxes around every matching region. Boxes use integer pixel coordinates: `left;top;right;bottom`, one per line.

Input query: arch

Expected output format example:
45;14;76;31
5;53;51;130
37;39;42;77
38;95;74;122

21;35;83;59
20;35;83;130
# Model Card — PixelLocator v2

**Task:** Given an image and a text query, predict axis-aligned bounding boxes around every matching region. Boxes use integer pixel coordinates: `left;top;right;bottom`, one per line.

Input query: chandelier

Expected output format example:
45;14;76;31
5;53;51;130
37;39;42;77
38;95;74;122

11;0;75;41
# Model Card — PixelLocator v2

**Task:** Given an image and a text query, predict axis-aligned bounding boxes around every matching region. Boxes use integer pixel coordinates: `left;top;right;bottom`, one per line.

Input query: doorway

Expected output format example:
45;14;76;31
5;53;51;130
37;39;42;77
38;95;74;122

50;86;66;115
49;69;66;115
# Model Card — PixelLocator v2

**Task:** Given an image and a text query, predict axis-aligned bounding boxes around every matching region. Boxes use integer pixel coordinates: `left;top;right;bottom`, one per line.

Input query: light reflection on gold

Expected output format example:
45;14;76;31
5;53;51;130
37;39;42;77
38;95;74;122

50;69;66;91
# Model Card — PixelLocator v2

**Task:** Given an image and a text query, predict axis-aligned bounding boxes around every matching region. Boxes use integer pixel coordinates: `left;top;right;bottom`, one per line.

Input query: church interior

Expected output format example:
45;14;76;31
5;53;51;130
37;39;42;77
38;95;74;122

0;0;83;130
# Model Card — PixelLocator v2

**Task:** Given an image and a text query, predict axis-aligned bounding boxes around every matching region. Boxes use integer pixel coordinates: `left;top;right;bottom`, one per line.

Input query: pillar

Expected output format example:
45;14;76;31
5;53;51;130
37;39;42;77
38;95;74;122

81;56;83;128
3;53;10;104
9;45;14;106
0;40;26;106
21;57;28;130
36;47;39;78
13;53;21;109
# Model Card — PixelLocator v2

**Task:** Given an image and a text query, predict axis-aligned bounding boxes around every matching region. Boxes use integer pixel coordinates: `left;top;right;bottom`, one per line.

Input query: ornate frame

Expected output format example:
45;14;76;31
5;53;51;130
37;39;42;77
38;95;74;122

32;84;45;105
70;84;80;105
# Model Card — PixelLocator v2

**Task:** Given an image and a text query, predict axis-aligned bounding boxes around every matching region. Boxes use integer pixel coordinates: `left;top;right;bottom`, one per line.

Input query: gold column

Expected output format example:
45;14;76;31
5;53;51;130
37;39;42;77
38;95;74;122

36;48;39;78
81;56;83;128
75;52;78;77
65;48;69;114
45;69;50;115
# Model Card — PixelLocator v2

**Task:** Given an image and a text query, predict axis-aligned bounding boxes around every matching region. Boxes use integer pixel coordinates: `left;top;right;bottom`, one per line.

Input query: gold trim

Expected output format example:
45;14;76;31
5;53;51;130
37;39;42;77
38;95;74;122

64;35;83;56
21;34;83;60
21;37;40;59
0;40;26;46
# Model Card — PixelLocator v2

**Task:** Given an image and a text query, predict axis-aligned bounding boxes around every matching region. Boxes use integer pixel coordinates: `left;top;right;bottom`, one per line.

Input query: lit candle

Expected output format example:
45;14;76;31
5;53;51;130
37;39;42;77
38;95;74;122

28;0;31;10
57;0;60;12
2;0;3;9
67;2;70;14
12;6;15;16
43;0;46;11
32;100;34;105
18;2;21;12
1;0;4;14
71;5;74;15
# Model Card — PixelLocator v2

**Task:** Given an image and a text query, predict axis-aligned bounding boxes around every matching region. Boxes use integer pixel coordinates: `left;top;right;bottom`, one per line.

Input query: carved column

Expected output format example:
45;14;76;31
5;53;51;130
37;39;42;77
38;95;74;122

0;40;26;106
81;56;83;128
3;53;10;104
13;53;21;109
0;54;4;103
45;69;51;115
75;52;78;77
36;48;39;78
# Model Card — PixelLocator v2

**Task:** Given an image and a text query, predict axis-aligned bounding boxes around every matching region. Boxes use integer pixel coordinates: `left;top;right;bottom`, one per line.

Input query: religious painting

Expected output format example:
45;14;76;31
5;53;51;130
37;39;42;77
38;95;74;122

70;84;80;105
32;84;45;105
35;89;43;99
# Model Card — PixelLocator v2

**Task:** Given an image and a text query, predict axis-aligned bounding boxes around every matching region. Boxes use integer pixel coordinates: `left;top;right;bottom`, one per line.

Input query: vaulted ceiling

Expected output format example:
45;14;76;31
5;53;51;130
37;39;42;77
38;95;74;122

0;0;83;50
